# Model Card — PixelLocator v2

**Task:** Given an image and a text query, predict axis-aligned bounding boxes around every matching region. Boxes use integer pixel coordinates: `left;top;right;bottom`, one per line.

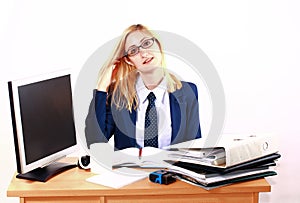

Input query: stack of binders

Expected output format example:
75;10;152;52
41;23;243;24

164;133;281;190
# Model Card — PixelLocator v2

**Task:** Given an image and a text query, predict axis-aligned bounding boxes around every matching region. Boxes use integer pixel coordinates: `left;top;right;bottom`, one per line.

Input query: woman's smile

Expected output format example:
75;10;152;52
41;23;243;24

143;57;154;64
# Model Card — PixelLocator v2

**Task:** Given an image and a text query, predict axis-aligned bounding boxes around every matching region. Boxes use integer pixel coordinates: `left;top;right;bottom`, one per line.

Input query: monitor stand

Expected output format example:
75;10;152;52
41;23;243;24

16;162;77;182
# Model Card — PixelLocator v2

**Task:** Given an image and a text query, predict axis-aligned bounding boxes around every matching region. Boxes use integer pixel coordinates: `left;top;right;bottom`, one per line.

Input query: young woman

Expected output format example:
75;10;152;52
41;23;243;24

85;24;201;150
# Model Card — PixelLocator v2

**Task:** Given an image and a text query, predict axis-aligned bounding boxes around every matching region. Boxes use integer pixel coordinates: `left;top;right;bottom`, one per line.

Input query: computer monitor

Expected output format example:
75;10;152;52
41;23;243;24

8;70;79;182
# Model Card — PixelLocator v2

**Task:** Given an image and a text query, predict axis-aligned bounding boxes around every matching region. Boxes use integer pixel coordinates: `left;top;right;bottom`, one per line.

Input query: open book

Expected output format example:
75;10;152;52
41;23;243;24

112;147;171;169
166;133;279;169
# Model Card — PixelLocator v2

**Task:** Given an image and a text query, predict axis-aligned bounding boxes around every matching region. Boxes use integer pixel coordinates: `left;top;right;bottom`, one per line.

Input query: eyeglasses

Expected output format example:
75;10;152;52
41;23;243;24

125;38;155;57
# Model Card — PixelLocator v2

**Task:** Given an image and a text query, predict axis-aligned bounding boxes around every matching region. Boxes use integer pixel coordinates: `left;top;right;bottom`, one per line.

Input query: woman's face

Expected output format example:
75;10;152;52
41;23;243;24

124;31;162;73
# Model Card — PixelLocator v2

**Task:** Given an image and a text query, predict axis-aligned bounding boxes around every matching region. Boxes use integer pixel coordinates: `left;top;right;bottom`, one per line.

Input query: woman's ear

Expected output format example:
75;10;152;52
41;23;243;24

124;57;134;66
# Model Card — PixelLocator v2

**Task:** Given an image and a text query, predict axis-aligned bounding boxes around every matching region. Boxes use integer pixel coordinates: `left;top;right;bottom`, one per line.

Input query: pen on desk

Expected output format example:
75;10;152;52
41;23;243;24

139;148;142;160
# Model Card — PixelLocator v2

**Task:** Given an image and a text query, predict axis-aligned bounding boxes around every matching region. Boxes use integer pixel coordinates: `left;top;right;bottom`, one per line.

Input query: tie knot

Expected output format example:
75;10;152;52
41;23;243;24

147;92;156;104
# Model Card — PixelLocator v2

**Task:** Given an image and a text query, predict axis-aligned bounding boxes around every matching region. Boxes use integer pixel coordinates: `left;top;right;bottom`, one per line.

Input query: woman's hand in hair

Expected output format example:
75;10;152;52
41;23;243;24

96;64;115;92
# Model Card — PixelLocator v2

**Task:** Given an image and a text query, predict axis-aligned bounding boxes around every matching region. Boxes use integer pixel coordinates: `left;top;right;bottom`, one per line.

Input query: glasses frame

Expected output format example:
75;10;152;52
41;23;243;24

124;37;156;57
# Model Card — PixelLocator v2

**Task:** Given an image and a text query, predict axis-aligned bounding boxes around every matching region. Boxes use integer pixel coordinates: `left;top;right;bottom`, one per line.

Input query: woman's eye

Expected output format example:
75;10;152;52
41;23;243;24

128;47;138;55
143;40;151;47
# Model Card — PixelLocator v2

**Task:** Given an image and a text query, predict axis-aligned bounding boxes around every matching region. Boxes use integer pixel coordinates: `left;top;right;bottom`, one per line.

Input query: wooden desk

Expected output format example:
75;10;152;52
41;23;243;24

7;158;271;203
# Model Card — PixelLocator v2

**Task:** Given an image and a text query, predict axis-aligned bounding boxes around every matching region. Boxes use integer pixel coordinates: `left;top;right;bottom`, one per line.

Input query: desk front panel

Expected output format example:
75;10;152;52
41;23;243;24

21;193;258;203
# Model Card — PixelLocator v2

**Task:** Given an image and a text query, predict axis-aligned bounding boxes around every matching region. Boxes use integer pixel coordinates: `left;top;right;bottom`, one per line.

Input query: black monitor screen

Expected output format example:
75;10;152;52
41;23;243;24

18;75;76;165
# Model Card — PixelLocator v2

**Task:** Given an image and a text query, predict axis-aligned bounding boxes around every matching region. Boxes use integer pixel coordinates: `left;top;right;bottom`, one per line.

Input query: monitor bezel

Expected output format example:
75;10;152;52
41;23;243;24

8;69;79;174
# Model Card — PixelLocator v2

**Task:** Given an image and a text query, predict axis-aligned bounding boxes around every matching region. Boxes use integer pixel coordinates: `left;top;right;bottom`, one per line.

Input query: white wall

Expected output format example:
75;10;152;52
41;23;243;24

1;0;300;202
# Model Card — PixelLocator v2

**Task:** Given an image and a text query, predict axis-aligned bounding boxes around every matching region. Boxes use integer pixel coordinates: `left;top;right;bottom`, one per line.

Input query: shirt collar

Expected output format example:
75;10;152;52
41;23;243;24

136;75;168;106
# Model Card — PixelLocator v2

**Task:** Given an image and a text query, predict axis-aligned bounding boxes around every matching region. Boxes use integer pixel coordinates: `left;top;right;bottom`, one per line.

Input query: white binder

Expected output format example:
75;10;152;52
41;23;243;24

167;133;279;168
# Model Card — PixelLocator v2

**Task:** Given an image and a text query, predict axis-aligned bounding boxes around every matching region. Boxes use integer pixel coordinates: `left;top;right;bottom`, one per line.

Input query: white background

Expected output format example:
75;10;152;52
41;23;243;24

1;0;300;202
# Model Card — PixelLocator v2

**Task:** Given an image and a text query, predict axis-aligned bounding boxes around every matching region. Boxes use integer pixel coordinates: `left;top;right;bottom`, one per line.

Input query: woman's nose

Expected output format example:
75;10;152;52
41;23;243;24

139;48;150;57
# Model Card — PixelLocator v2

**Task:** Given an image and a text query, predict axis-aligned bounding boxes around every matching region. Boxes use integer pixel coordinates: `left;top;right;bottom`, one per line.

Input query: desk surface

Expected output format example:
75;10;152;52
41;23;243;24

7;157;271;203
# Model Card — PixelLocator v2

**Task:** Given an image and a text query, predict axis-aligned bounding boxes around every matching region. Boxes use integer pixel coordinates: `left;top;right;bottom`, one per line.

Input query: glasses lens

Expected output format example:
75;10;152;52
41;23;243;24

127;46;139;56
126;38;155;57
141;38;154;49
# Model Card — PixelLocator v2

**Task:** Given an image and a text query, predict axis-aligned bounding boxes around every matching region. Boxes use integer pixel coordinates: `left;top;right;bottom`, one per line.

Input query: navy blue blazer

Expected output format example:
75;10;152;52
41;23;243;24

85;81;201;150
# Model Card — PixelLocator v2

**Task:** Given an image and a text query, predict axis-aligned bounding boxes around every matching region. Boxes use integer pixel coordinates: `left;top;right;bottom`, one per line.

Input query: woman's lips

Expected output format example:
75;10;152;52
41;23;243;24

143;57;154;64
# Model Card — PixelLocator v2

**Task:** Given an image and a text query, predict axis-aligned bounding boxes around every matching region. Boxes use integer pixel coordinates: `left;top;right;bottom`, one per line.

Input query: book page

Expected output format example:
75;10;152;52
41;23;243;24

167;148;226;167
113;147;171;168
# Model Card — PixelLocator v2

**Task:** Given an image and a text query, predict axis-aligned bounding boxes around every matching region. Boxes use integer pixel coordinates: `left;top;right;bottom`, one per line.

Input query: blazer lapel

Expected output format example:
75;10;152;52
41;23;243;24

169;89;187;143
114;106;137;148
129;108;137;146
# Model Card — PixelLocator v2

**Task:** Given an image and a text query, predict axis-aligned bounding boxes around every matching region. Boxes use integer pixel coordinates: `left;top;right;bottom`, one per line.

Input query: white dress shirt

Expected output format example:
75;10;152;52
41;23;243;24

135;75;172;149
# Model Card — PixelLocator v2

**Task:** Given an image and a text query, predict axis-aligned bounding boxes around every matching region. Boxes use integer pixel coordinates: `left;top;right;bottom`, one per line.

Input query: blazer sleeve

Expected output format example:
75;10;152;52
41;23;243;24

85;90;115;149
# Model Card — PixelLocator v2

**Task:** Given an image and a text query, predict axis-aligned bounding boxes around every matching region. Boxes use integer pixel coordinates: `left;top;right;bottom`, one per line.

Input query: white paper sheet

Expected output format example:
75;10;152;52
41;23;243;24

86;167;148;189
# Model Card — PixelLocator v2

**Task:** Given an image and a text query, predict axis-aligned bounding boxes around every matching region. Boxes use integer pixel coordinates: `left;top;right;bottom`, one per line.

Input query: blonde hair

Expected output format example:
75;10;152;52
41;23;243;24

98;24;182;111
